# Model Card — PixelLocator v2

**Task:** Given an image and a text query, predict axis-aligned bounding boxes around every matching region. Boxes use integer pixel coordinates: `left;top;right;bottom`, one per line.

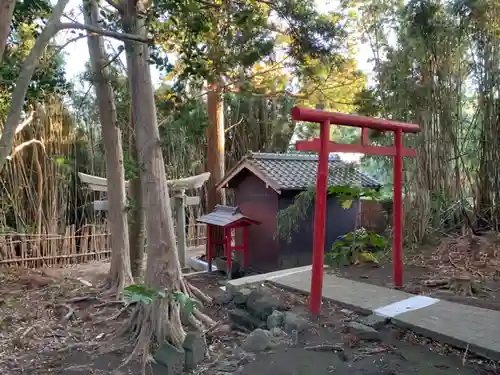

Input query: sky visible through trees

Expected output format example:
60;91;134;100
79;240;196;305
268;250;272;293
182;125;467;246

57;0;377;89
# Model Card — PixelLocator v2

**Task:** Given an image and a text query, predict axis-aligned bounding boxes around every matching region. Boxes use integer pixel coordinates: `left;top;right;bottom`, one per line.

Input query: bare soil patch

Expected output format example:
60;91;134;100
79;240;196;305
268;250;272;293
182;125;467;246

0;266;498;374
334;235;500;311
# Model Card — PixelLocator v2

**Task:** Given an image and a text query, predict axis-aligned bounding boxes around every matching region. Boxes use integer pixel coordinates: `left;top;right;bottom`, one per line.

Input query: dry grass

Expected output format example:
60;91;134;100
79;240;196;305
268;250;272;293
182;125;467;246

408;233;500;297
0;268;130;374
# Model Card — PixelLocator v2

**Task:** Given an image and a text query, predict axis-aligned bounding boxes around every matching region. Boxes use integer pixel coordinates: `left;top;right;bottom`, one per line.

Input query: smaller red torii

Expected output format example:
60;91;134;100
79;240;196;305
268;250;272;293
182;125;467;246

197;205;260;278
291;106;420;317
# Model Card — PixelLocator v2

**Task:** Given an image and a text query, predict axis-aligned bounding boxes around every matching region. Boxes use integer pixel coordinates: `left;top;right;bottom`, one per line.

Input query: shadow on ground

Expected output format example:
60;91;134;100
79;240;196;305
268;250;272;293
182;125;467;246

239;341;484;375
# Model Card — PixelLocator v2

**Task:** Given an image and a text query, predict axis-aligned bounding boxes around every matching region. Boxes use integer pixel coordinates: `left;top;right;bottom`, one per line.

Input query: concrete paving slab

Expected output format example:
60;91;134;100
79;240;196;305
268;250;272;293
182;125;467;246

394;299;500;361
231;266;500;361
272;270;410;314
226;266;311;294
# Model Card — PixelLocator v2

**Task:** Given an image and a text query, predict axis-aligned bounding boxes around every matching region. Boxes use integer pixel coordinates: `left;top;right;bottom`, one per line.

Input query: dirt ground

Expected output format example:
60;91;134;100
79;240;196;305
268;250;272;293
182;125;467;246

334;235;500;311
0;266;498;375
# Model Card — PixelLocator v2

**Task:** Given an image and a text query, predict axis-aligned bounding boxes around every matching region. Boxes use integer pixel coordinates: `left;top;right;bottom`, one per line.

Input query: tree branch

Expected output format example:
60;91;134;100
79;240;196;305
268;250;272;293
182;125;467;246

6;139;45;161
103;0;124;13
15;108;35;134
188;55;291;100
0;0;16;62
0;0;70;173
57;22;152;44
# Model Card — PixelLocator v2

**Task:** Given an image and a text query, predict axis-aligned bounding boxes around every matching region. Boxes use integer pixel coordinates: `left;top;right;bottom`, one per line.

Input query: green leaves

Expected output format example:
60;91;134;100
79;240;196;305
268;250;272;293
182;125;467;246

325;228;388;267
123;284;166;305
276;185;381;241
0;0;71;118
122;284;200;317
327;185;381;206
146;0;350;93
275;186;316;243
171;291;201;316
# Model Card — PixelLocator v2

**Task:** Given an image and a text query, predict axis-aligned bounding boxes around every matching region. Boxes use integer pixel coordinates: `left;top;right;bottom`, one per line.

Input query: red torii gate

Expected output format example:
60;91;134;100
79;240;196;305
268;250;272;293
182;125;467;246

291;106;421;316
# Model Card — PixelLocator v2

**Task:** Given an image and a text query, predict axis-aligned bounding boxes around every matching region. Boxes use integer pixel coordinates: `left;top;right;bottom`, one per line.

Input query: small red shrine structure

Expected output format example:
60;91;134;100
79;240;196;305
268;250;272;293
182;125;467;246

291;106;420;316
197;205;260;277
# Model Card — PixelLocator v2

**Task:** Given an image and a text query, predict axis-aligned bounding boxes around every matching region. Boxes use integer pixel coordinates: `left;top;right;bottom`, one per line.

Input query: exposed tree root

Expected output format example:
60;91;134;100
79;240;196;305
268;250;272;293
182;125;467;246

95;238;215;371
108;277;217;375
118;298;187;374
304;344;344;352
422;275;491;297
97;255;134;299
188;314;204;331
94;300;125;309
95;305;132;324
54;303;75;321
186;282;213;305
193;309;216;327
421;279;449;287
62;295;99;304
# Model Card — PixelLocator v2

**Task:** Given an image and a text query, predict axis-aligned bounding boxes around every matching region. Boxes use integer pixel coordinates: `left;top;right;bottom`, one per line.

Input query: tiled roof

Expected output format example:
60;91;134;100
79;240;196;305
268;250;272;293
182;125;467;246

197;205;259;227
228;152;380;190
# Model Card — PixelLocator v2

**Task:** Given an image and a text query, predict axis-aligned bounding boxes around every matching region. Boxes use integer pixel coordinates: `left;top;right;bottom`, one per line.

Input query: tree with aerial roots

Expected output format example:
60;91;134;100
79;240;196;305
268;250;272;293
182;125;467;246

105;2;217;370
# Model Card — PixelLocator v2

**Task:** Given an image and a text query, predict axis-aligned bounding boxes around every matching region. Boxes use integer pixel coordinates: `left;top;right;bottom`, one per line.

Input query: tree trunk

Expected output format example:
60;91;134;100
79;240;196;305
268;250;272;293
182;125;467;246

0;0;69;172
128;129;145;279
121;3;187;353
0;0;15;62
206;82;226;211
84;0;132;294
119;5;216;363
206;82;226;258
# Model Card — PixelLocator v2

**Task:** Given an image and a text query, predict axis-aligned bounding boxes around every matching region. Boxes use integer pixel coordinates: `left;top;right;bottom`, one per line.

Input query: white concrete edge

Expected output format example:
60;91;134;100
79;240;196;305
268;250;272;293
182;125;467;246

184;270;211;277
188;255;218;272
373;295;440;318
266;265;313;281
226;265;312;290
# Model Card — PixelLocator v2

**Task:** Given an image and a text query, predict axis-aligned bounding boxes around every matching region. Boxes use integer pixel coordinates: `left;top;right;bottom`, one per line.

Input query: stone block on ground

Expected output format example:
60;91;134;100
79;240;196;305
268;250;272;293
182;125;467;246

215;359;240;373
270;327;285;337
242;329;277;352
340;308;354;316
229;308;266;331
357;314;389;330
182;332;207;370
267;310;285;329
347;321;381;341
209;324;232;337
215;256;241;278
214;291;234;305
233;287;253;306
246;290;286;320
153;341;185;375
215;347;256;372
283;312;309;334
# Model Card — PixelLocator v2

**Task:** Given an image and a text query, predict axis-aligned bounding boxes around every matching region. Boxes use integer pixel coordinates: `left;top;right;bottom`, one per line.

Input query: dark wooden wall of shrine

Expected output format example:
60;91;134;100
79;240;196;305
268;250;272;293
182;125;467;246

232;171;279;273
229;170;360;273
277;191;359;270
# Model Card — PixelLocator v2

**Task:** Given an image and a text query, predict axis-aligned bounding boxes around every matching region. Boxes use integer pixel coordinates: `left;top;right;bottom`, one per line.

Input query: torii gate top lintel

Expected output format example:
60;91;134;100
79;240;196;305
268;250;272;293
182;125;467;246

291;106;421;134
290;105;420;318
78;172;211;194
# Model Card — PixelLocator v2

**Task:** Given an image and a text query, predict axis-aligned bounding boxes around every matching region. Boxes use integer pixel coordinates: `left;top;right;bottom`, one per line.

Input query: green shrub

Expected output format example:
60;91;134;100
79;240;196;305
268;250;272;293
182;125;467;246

325;228;388;267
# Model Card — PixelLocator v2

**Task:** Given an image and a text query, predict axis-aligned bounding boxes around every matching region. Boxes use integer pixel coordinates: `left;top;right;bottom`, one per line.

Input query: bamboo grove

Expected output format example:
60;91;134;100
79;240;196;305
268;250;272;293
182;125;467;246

0;0;499;249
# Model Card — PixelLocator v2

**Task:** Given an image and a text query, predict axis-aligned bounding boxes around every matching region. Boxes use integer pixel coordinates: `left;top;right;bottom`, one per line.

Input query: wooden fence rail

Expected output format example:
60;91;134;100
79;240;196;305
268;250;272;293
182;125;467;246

0;223;207;268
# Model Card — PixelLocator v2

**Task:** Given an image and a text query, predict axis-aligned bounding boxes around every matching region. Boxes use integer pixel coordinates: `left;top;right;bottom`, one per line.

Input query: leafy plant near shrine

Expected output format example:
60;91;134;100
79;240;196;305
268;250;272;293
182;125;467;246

325;228;388;267
275;186;316;243
327;185;381;208
275;184;380;242
123;284;200;316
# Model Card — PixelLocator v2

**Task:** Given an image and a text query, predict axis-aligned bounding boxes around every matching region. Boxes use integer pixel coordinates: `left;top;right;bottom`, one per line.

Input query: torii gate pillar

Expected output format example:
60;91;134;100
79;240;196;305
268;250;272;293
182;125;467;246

291;106;420;317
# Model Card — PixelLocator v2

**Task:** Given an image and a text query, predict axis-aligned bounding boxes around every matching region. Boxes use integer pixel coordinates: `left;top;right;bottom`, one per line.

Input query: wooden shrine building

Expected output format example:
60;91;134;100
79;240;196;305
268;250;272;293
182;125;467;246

216;152;380;272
